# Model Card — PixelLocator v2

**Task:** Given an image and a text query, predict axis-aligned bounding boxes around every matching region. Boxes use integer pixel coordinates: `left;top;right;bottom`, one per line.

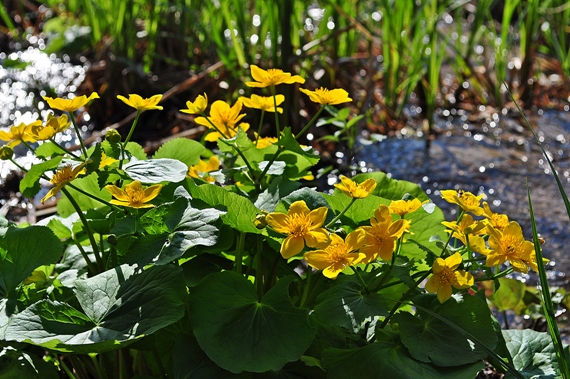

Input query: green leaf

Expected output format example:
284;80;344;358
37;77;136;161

85;143;102;174
152;138;205;167
313;277;390;332
0;226;62;298
19;157;62;198
190;272;316;373
394;294;497;367
181;254;233;288
125;141;147;160
124;158;188;183
354;172;430;201
35;142;67;159
38;213;79;240
489;278;527;314
503;329;559;379
189;182;261;234
322;332;484;379
5;264;186;353
254;177;300;212
0;346;59;379
56;173;112;217
124;196;224;266
323;193;387;227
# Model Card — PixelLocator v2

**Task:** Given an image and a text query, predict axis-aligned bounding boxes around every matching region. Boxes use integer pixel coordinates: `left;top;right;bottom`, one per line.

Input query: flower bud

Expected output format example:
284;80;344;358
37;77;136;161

107;234;117;246
0;146;14;160
253;211;268;229
105;129;122;143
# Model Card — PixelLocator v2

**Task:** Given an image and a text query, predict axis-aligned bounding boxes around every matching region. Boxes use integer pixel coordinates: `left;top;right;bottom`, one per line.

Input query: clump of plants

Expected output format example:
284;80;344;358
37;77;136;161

0;64;567;379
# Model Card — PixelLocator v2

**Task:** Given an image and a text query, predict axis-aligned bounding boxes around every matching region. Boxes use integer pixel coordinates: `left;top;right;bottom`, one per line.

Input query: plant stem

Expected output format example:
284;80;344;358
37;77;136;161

379;270;432;329
67;183;120;210
255;109;266;146
374;238;402;290
299;266;313;307
256;235;264;298
272;86;280;138
9;158;28;173
350;266;370;294
295;105;325;140
49;137;81;159
62;187;104;273
68;112;88;158
118;110;141;171
326;197;357;228
234;232;246;274
72;234;97;276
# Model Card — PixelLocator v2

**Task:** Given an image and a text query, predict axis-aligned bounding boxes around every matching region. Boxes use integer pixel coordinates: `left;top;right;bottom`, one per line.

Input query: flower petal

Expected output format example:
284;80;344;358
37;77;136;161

142;184;163;203
281;235;305;259
425;274;441;293
304;250;332;270
306;228;331;249
105;185;129;201
437;283;453;303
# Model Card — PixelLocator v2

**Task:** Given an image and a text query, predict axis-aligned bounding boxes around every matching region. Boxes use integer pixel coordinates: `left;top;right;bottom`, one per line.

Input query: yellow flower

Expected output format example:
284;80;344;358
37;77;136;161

41;163;86;204
486;222;536;273
188;156;220;183
180;93;208;114
29;114;71;141
117;94;163;111
299;87;352;105
255;135;278;149
43;92;100;112
194;100;250;142
304;229;366;279
360;205;411;263
442;214;489;255
245;65;305;88
388;198;428;217
425;252;474;303
105;180;162;209
99;152;118;168
239;94;284;113
334;175;377;199
482;202;509;232
265;200;330;259
0;121;40;148
440;189;485;216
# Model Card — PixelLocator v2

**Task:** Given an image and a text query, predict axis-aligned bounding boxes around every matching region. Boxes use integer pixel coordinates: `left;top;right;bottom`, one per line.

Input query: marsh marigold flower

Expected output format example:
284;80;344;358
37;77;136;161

180;93;208;114
105;180;162;209
425;252;474;303
389;198;428;217
117;94;163;111
360;205;410;263
482;202;509;232
29;114;71;141
334;175;377;199
441;189;485;216
0;121;40;148
245;65;305;88
442;214;489;255
304;229;366;279
265;200;330;259
299;87;352;105
485;221;538;273
188;156;220;183
194;100;249;142
240;94;284;113
41;163;86;204
43;92;99;112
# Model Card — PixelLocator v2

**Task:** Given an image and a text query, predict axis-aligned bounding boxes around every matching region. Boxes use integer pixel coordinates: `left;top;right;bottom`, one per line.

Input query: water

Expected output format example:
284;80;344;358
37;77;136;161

356;108;570;287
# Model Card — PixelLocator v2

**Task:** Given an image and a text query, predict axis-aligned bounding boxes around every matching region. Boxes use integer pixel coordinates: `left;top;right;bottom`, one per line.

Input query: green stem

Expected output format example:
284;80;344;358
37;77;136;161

374;237;403;290
326;198;357;228
118;110;141;171
151;345;168;379
67;183;121;210
60;358;78;379
256;235;264;298
68;111;88;158
234;232;246;274
474;267;514;281
256;145;284;187
299;266;313;307
295;105;325;140
350;266;370;294
272;86;280;138
9;158;28;173
21;140;36;153
62;187;104;273
255;109;266;146
379;270;432;329
73;234;97;276
49;137;80;159
90;354;107;379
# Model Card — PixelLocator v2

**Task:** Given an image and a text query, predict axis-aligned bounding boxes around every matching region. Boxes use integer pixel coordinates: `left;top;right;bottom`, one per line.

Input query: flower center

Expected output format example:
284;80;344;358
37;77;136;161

126;187;146;205
51;166;74;185
287;213;311;237
327;242;349;264
438;267;455;285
